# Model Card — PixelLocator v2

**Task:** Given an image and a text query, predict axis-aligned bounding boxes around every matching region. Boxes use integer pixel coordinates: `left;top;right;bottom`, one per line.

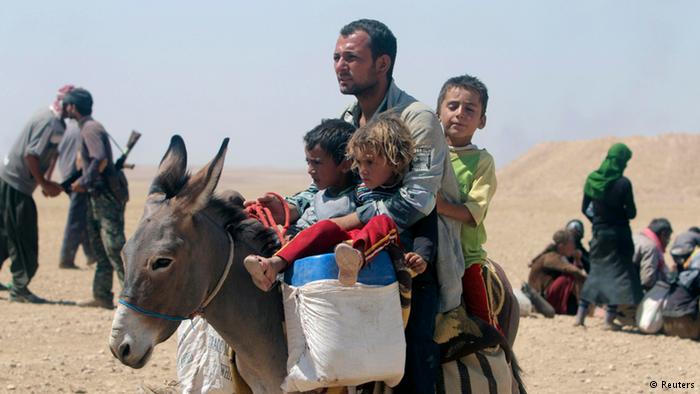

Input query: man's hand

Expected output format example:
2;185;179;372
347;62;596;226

70;180;86;193
41;181;63;197
244;193;299;224
404;252;427;274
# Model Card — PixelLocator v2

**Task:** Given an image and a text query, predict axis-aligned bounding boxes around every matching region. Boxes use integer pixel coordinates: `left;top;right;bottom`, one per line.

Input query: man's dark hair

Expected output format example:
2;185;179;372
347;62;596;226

648;218;673;237
436;74;489;117
63;88;93;116
304;119;356;164
689;226;700;234
340;19;397;81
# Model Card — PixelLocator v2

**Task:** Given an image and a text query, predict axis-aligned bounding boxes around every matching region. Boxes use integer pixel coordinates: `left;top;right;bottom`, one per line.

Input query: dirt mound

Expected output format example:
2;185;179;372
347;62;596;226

498;132;699;200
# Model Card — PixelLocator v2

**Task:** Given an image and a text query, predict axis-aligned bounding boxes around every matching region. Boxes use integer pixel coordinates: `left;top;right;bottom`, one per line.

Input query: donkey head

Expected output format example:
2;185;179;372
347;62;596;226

110;135;230;368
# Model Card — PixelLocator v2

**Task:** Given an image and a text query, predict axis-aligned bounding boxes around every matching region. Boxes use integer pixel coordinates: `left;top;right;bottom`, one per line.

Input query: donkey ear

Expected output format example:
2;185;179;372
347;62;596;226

149;135;188;197
175;138;229;214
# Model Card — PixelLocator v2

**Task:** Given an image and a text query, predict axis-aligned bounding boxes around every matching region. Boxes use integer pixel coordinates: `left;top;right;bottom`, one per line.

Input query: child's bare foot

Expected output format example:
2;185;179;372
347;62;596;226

335;243;363;286
243;255;285;291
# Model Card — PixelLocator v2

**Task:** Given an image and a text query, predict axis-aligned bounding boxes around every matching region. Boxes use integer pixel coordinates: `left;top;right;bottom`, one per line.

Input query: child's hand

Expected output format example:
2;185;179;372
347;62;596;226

404;252;427;274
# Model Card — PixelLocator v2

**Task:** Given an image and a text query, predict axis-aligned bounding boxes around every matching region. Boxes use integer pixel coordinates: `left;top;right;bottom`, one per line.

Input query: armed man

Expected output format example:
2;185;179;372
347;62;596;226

62;88;129;309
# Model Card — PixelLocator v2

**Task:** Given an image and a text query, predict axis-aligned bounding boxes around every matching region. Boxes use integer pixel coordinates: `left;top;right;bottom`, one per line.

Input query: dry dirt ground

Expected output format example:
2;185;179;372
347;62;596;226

1;133;698;393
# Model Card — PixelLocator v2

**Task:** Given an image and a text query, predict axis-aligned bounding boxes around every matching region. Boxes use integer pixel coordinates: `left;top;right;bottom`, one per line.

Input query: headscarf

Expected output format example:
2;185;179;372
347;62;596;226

51;84;75;116
583;143;632;200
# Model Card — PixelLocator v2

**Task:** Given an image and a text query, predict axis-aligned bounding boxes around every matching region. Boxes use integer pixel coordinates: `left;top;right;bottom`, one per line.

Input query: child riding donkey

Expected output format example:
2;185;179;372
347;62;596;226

243;115;431;290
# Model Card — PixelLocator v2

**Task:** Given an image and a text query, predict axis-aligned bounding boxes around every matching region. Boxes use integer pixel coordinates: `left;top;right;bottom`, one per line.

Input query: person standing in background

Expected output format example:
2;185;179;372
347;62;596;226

0;85;72;302
63;88;128;309
575;143;642;330
56;118;96;269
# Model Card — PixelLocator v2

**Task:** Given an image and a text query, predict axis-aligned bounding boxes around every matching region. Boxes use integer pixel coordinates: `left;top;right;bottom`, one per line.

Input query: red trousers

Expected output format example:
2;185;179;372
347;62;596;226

462;264;501;331
276;214;399;267
546;274;577;315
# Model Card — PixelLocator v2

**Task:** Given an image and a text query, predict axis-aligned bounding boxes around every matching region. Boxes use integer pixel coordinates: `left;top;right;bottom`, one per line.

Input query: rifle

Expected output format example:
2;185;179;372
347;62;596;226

61;130;142;193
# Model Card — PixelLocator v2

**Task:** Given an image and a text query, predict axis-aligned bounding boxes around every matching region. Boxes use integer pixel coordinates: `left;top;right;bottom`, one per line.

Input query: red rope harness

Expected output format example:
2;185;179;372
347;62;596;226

245;192;290;245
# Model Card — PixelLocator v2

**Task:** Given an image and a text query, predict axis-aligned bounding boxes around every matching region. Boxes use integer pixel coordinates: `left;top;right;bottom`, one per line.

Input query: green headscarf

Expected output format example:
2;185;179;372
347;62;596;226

583;143;632;200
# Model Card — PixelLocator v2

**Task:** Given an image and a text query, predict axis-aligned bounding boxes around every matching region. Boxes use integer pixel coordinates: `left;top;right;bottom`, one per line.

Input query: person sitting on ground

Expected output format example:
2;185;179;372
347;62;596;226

566;219;590;273
662;255;700;340
244;115;431;291
633;218;673;291
528;229;588;315
669;226;700;271
434;74;500;330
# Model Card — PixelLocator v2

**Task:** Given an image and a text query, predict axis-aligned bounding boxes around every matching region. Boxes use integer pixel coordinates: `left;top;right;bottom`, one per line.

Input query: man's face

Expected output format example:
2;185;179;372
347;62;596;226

62;103;78;120
333;31;380;96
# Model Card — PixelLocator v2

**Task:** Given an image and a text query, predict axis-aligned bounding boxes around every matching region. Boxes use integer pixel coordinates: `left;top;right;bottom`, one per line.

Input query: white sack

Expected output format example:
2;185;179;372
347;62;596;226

177;316;234;394
636;281;670;334
512;288;532;317
282;280;406;392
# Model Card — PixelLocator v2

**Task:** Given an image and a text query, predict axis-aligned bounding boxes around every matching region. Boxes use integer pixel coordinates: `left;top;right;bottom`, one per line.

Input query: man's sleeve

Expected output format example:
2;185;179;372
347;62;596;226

463;153;496;226
638;245;660;289
78;128;108;188
541;254;586;278
411;208;438;265
25;120;55;158
356;108;445;229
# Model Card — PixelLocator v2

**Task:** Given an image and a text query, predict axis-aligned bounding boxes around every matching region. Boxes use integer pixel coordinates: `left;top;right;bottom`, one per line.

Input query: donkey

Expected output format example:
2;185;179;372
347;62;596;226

110;135;288;392
110;136;526;393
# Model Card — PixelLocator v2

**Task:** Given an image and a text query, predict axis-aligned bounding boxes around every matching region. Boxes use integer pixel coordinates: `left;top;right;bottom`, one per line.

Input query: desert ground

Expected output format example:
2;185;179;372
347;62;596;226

1;133;698;393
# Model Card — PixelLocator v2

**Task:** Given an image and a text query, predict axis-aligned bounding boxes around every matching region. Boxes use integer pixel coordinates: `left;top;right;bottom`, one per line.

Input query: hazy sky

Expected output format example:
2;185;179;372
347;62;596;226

2;1;699;170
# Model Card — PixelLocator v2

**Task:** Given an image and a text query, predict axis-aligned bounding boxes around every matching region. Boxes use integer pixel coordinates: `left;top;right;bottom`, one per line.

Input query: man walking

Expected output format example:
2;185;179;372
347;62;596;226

63;88;127;309
0;85;72;303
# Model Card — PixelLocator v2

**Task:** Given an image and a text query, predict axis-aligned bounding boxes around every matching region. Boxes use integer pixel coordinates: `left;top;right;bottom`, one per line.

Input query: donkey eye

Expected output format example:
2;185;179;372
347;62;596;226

151;257;173;271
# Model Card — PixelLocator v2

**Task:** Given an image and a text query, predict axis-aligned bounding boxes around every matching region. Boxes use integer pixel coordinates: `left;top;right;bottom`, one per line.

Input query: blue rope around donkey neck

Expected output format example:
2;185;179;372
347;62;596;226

118;299;190;321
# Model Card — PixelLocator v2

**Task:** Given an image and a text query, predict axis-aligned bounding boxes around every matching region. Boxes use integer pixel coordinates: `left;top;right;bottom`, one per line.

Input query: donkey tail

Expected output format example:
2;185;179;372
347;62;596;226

507;349;527;394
